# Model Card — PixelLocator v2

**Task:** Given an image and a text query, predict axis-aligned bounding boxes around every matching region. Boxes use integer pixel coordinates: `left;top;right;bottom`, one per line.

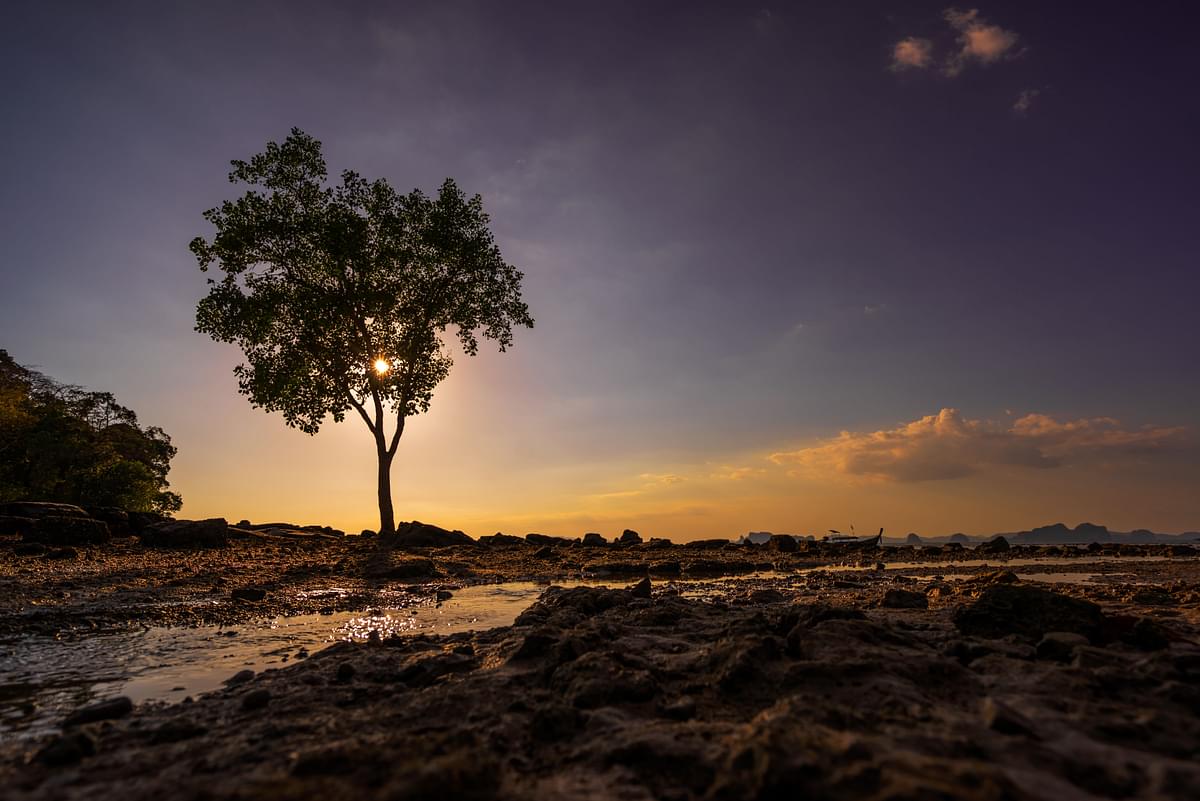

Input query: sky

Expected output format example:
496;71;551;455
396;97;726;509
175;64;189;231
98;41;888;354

2;1;1198;539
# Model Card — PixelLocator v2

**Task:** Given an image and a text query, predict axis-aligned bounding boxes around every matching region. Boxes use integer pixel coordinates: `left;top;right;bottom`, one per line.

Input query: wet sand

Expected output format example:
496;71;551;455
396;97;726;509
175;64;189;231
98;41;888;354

2;534;1199;799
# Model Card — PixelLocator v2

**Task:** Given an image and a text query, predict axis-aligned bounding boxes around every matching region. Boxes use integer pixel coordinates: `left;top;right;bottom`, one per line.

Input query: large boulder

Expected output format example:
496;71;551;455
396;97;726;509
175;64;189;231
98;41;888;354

128;511;169;534
953;584;1106;642
478;532;526;547
85;506;132;537
140;518;229;548
0;501;90;519
581;532;608;547
0;516;36;538
525;533;576;547
977;536;1010;554
767;534;797;553
25;515;110;546
385;520;474;547
618;529;643;545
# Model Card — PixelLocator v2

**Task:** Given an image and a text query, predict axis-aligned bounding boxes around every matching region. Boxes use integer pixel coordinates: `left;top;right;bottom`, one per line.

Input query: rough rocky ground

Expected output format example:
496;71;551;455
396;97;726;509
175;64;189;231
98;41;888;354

3;530;1196;638
2;532;1199;799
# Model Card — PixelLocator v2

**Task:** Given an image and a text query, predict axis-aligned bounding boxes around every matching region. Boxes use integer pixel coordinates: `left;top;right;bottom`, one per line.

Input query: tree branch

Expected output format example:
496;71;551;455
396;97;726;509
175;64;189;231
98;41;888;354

346;391;376;434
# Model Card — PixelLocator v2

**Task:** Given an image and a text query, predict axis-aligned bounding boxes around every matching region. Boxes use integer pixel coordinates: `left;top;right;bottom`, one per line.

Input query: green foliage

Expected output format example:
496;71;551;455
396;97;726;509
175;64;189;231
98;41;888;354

0;350;182;512
191;128;534;437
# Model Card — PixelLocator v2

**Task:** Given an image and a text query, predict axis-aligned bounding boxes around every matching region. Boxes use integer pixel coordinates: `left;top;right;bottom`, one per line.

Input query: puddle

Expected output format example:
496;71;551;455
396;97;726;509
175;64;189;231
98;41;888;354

0;581;572;740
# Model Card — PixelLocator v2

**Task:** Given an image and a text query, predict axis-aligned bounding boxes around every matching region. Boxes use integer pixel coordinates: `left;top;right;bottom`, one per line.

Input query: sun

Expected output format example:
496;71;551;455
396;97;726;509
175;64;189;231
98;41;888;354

373;358;390;375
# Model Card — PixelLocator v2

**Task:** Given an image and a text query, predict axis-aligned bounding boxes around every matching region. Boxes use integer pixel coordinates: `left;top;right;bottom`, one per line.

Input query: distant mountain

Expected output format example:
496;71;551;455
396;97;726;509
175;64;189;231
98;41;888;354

750;522;1200;547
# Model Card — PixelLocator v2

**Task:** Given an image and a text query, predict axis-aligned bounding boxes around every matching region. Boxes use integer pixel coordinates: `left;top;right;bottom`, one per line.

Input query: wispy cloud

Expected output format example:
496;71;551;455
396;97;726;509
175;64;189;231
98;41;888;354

943;8;1021;75
891;37;934;71
770;408;1191;483
1013;88;1039;114
709;465;765;481
639;472;686;485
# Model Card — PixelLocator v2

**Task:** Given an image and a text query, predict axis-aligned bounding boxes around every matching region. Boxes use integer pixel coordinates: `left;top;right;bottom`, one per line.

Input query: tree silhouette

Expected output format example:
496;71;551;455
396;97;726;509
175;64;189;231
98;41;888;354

0;350;181;512
191;129;533;534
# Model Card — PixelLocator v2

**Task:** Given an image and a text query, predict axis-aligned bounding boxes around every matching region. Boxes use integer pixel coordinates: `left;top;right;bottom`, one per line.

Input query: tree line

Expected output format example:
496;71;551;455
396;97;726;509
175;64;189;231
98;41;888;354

0;349;181;513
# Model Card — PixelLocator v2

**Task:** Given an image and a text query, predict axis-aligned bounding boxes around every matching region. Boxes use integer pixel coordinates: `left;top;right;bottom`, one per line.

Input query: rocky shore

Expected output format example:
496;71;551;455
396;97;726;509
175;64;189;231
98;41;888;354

3;510;1200;799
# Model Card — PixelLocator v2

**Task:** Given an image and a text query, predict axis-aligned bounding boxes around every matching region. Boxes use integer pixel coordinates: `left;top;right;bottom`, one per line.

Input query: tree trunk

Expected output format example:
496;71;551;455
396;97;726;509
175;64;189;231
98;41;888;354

376;442;395;535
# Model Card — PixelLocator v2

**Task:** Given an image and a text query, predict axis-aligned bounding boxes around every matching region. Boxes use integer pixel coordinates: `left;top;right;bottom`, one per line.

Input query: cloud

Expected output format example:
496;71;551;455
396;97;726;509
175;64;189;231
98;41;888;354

890;8;1021;78
891;37;934;71
710;465;765;481
770;408;1190;483
639;472;686;485
943;8;1020;75
1013;88;1039;114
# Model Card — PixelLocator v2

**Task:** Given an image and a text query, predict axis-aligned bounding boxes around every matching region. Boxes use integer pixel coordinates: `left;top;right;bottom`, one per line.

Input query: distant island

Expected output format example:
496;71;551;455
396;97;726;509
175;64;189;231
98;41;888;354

743;522;1200;547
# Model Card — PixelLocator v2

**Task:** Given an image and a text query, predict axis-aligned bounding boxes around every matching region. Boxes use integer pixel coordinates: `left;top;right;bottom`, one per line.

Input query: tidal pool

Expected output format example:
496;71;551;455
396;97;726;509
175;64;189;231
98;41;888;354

0;582;566;740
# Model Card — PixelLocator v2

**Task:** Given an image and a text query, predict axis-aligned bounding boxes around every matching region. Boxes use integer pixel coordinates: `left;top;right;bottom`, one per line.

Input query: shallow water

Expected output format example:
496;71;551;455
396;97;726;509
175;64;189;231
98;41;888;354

0;582;567;740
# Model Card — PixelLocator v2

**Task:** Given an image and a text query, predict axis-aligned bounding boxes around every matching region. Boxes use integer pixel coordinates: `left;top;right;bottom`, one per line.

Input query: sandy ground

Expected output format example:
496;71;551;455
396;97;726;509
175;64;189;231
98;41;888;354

2;534;1199;799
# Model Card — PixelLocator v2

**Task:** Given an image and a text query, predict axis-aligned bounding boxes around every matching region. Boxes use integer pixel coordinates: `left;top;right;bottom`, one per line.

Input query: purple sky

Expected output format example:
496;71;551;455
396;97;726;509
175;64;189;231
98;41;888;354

2;2;1197;537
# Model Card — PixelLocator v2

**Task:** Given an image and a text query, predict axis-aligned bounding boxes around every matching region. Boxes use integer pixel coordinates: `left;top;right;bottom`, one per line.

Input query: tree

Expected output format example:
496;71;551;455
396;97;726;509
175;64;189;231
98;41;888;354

191;129;534;534
0;349;182;512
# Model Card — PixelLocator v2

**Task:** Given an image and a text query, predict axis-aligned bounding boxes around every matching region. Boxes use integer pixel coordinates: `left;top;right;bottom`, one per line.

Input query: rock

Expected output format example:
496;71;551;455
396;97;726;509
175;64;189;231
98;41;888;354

745;588;785;604
525;533;575;546
0;515;35;537
767;534;797;552
359;529;376;538
140;518;228;548
982;697;1038;738
954;584;1105;642
385;520;474;546
618;529;643;545
477;532;525;546
530;704;583;741
46;546;78;560
880;588;928;609
335;663;356;683
658;696;697;720
629;577;652;598
241;689;271;710
0;501;90;519
397;652;477;686
150;719;207;744
532;546;554;559
225;669;255;685
582;531;608;546
1128;617;1171;651
85;506;132;537
971;569;1019;585
1036;631;1089;662
650;560;681;575
25;515;109;546
368;556;436;579
977;536;1011;553
231;587;267;602
127;511;168;534
63;696;133;727
12;542;46;556
34;731;95;766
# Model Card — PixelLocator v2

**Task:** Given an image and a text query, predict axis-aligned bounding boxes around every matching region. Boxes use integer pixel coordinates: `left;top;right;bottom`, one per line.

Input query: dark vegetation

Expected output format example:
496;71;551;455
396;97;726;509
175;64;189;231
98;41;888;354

0;349;180;513
191;129;533;535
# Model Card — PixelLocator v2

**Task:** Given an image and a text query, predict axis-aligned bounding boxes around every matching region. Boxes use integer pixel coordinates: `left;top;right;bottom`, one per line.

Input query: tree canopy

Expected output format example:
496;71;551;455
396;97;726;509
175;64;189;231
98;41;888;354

191;129;533;533
0;349;182;512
